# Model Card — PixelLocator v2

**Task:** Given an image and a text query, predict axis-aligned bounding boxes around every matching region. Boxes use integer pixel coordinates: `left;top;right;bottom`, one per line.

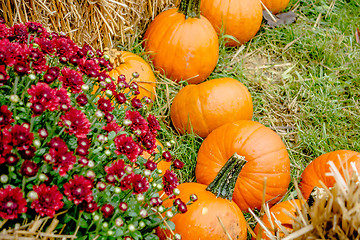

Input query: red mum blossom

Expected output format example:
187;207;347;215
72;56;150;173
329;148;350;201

0;24;11;39
59;107;91;138
162;170;179;197
18;146;36;159
0;186;27;219
101;204;114;218
124;111;148;136
0;65;9;86
76;94;88;106
46;148;76;176
97;97;114;113
132;174;149;194
31;184;64;218
35;37;55;54
81;200;99;213
114;92;127;104
147;114;160;136
49;137;68;151
140;131;156;152
20;160;39;177
59;67;84;93
64;175;93;205
0;105;14;129
3;124;34;151
78;58;100;78
103;121;123;134
0;39;25;66
29;48;47;73
27;82;60;116
114;134;141;162
54;36;79;60
119;174;134;191
105;160;126;182
42;66;60;84
9;24;29;43
144;160;157;171
56;88;71;111
25;22;47;36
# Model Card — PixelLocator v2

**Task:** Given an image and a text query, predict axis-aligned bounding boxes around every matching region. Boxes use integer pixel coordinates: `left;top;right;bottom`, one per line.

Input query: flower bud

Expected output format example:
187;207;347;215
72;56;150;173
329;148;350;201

97;134;105;142
156;183;163;191
114;187;121;194
105;78;112;84
139;209;147;218
123;119;132;126
136;194;144;202
86;170;96;179
144;169;151;177
33;139;41;148
174;233;182;240
10;95;20;103
28;74;36;80
0;175;8;183
190;194;198;202
26;102;32;108
139;221;146;228
27;191;38;201
158;206;164;213
128;224;136;232
97;182;106;191
88;160;95;168
115;217;124;227
39;173;48;181
166;211;174;218
105;90;113;97
107;230;114;236
165;142;172;148
132;72;139;78
104;149;111;156
81;84;89;92
173;188;180;196
93;214;100;221
95;110;104;118
102;222;109;228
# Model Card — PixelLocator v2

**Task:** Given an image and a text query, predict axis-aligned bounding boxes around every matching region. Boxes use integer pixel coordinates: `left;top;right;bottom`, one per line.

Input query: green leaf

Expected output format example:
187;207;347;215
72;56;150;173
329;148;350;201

79;218;88;228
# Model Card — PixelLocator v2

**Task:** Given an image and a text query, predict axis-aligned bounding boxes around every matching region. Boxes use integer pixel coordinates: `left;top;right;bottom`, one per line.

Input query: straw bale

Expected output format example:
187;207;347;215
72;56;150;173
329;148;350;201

0;0;178;50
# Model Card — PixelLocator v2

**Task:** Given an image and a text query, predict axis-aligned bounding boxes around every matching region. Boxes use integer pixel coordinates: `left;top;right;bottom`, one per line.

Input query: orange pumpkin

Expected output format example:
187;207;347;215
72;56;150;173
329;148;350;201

200;0;263;46
157;154;248;240
141;139;171;175
196;120;290;211
170;77;253;138
261;0;290;14
106;50;156;101
253;199;302;239
143;0;219;84
299;150;360;199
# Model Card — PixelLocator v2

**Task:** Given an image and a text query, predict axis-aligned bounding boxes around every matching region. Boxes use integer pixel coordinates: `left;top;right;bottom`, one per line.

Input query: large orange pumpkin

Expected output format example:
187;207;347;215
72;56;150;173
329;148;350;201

253;199;302;239
261;0;290;14
200;0;263;46
299;150;360;199
196;120;290;211
143;0;219;84
170;77;253;138
106;50;156;101
157;154;248;240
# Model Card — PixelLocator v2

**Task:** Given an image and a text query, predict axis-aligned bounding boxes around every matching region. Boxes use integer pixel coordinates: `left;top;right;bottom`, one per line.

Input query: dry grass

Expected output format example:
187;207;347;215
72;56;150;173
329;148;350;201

0;0;178;50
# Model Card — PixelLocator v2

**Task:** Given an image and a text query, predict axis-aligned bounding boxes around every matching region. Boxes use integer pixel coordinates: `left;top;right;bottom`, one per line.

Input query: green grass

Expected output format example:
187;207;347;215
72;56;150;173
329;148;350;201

127;0;359;236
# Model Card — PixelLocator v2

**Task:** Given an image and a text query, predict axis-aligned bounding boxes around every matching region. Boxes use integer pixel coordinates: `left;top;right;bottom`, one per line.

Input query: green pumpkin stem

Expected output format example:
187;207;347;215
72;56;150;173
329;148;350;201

178;0;201;19
206;152;247;200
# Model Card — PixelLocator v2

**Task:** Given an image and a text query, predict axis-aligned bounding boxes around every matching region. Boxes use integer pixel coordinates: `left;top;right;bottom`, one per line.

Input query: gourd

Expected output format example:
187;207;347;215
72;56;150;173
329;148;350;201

299;150;360;199
170;77;253;138
143;0;219;84
261;0;290;14
157;153;248;240
200;0;263;46
196;120;290;211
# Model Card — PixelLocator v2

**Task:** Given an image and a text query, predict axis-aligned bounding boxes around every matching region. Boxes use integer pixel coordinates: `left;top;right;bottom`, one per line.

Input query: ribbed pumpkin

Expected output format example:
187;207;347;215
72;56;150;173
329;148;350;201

143;0;219;84
253;199;302;239
262;0;290;14
106;49;156;101
299;150;360;199
157;154;248;240
196;120;290;211
170;77;253;138
200;0;263;46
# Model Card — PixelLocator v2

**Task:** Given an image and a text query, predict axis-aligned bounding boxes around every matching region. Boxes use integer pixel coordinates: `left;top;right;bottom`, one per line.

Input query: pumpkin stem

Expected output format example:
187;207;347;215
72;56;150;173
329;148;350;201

206;152;247;200
178;0;201;19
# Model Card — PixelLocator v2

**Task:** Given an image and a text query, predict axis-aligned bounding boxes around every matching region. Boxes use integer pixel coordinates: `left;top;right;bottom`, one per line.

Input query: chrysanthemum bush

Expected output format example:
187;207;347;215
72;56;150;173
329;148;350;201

0;20;194;240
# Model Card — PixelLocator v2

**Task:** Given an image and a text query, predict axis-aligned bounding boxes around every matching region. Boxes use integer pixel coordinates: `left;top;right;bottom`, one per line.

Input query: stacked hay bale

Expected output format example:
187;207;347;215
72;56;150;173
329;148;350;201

0;0;177;50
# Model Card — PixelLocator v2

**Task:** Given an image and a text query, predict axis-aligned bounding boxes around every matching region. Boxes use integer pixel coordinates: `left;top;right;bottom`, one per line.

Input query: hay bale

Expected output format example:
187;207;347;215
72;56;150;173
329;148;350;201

0;0;178;50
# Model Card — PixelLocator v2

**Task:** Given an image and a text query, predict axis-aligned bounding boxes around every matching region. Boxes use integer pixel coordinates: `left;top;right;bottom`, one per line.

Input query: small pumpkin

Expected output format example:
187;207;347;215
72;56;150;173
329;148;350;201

157;153;248;240
253;199;302;239
299;150;360;199
261;0;290;14
143;0;219;84
200;0;263;46
106;49;156;101
170;77;253;138
196;120;290;211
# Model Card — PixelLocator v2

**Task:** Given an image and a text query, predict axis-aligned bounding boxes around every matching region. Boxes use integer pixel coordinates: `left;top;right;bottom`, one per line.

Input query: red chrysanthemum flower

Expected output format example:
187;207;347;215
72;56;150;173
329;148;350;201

132;174;149;194
56;88;71;111
0;105;14;129
162;170;179;197
20;160;39;177
119;174;134;191
49;137;68;151
103;121;123;134
124;111;148;136
31;184;64;218
78;58;100;78
35;37;55;54
0;65;9;86
0;24;11;39
64;175;93;205
46;147;76;176
0;186;27;219
105;160;126;182
54;36;79;60
29;48;47;73
27;82;60;116
147;114;160;136
101;204;114;218
25;22;47;36
140;131;156;152
0;132;12;164
114;92;127;104
81;200;99;213
59;67;84;93
3;124;34;151
59;107;91;138
76;94;88;106
97;97;114;113
10;24;29;43
114;134;141;162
